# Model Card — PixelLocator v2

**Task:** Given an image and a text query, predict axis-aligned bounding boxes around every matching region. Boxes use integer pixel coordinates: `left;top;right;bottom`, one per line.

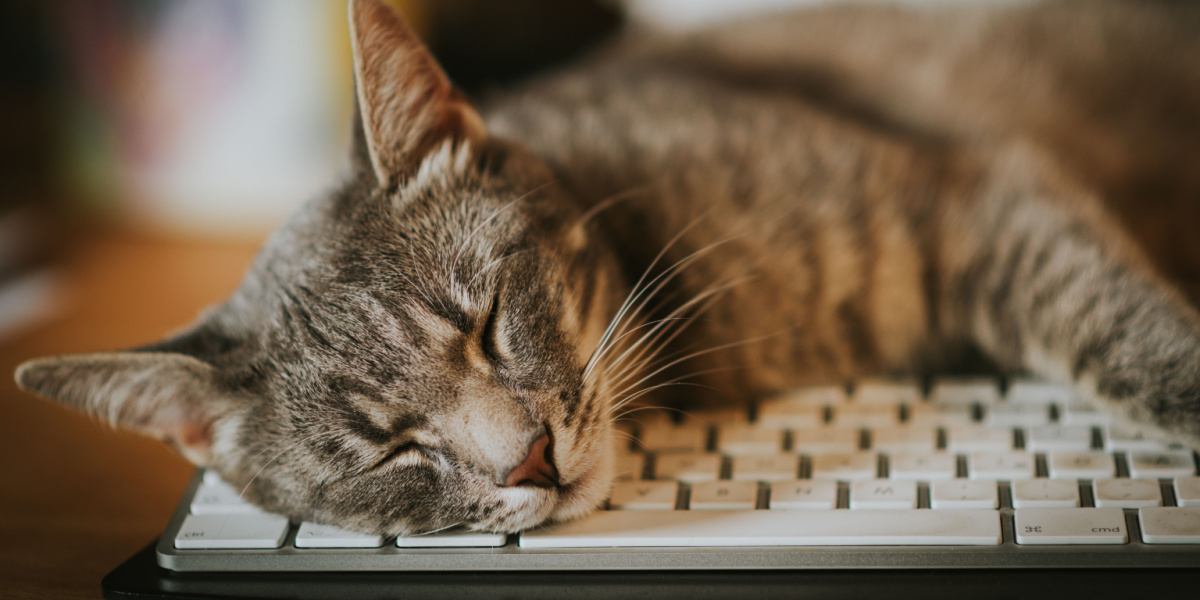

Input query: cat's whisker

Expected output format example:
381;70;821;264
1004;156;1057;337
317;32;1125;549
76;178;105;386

574;183;655;228
409;521;465;537
583;209;716;380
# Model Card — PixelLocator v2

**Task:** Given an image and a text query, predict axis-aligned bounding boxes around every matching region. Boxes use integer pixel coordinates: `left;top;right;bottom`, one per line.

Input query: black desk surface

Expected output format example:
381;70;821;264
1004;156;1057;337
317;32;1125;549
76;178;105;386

104;542;1200;600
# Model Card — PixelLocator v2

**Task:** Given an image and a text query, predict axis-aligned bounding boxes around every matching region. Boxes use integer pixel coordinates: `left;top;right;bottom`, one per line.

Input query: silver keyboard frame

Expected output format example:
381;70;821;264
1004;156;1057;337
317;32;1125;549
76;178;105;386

157;472;1200;572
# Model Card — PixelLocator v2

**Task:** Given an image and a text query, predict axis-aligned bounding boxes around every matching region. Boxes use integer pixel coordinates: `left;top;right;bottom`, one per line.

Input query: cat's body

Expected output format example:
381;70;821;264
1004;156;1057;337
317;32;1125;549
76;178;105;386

15;0;1200;535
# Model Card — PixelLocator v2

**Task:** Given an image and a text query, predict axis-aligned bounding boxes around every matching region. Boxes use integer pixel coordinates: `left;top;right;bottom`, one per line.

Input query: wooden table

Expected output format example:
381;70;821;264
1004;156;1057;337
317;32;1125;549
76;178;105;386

0;229;262;600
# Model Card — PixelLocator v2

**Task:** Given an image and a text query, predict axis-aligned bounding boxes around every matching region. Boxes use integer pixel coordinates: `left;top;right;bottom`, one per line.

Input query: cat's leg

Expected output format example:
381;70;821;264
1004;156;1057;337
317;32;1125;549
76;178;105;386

943;146;1200;446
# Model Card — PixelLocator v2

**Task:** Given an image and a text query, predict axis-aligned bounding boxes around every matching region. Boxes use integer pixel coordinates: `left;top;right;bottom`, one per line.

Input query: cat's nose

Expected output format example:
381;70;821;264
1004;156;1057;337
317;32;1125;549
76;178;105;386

502;431;559;488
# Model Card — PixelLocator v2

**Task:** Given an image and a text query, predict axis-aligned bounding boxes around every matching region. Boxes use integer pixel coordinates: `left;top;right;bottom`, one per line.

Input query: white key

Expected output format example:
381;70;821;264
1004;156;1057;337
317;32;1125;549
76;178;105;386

968;451;1035;480
731;454;799;481
1104;426;1170;452
850;479;917;509
1024;425;1093;452
653;452;721;482
689;481;759;510
1060;401;1113;427
831;404;899;428
810;452;878;481
1047;451;1116;479
756;402;823;429
717;425;782;455
1128;450;1197;479
792;428;860;453
396;529;507;548
614;452;646;481
768;480;838;510
1011;479;1080;508
202;470;225;485
174;514;290;549
906;403;974;426
683;407;749;427
1092;479;1162;508
1138;507;1200;544
1174;477;1200;507
1014;508;1128;544
767;385;846;407
930;480;998;509
190;481;263;515
985;404;1050;427
853;381;921;406
889;452;957;480
640;425;707;453
1006;380;1075;405
520;509;1001;547
871;426;937;453
946;426;1013;452
294;523;384;548
930;380;999;407
608;481;678;510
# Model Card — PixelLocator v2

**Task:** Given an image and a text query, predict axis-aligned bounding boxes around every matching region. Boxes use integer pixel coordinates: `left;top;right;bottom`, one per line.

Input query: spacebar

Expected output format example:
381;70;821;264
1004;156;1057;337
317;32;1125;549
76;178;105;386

519;510;1001;548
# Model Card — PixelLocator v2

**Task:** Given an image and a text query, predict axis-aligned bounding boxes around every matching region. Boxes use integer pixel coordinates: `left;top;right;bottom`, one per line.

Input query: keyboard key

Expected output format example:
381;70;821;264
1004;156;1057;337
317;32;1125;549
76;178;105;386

1104;426;1170;452
889;452;957;481
811;452;878;481
175;514;290;549
1092;479;1162;508
717;425;783;455
1138;507;1200;544
906;403;974;426
1005;380;1075;405
653;452;721;482
946;426;1013;452
1175;477;1200;507
769;480;838;510
690;481;759;510
1128;450;1197;479
1047;451;1116;479
930;380;999;407
853;381;921;406
730;454;799;481
682;407;749;427
519;509;1002;547
831;404;899;427
190;481;263;516
615;452;646;481
871;426;937;452
294;523;384;548
930;480;998;509
968;451;1035;480
772;385;847;406
850;479;917;509
1014;508;1128;544
396;529;507;548
756;402;823;429
609;481;678;510
1011;479;1080;508
792;428;860;453
1024;425;1093;452
640;426;707;453
985;404;1050;427
1060;401;1113;427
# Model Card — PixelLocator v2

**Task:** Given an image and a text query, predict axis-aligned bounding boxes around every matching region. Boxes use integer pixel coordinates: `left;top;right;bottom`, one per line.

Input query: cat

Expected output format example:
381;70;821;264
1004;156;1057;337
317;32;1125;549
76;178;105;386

14;0;1200;535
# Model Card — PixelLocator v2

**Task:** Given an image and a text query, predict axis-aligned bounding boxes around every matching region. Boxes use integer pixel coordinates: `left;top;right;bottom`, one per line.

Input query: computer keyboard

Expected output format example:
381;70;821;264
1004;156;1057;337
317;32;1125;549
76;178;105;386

156;378;1200;571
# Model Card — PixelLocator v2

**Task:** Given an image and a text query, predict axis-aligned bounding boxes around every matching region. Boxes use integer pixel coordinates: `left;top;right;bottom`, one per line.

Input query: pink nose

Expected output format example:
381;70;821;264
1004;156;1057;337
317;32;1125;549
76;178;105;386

503;433;560;488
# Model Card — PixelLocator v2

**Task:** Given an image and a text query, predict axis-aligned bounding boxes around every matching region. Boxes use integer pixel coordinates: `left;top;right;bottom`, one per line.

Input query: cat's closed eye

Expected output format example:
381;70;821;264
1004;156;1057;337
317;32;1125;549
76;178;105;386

480;290;505;365
369;440;436;472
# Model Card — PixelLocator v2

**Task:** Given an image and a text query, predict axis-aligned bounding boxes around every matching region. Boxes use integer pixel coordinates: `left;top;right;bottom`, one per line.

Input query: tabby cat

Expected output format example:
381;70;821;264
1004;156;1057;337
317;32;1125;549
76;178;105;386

15;0;1200;535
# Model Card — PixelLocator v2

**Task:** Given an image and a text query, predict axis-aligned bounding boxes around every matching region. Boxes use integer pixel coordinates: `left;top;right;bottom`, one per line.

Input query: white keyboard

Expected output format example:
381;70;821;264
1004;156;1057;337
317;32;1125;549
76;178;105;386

157;378;1200;571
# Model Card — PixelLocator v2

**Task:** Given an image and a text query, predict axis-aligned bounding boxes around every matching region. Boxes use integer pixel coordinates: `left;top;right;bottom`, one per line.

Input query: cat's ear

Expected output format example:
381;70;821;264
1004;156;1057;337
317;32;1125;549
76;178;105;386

14;352;236;465
349;0;486;187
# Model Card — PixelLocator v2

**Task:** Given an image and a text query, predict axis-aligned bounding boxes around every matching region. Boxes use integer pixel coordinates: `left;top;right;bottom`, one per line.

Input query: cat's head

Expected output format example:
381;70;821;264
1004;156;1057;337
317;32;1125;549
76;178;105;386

14;0;627;534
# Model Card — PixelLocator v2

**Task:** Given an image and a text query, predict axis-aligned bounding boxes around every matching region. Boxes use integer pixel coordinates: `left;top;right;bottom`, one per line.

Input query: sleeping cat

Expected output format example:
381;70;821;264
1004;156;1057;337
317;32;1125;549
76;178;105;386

15;0;1200;535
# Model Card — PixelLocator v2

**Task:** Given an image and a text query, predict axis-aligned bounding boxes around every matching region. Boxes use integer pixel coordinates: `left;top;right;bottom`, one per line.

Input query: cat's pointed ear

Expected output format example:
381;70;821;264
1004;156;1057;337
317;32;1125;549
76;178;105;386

14;352;235;465
349;0;486;187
